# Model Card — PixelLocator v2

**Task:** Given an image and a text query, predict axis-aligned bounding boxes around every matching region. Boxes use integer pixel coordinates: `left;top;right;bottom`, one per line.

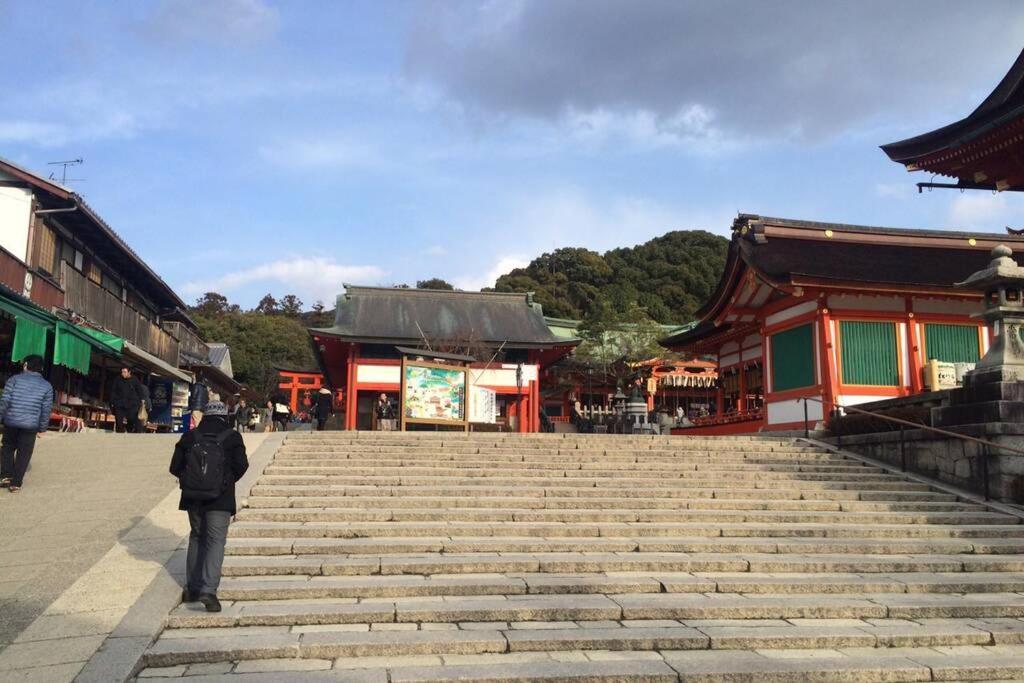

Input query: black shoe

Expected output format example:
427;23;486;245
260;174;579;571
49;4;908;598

181;589;199;603
198;593;221;612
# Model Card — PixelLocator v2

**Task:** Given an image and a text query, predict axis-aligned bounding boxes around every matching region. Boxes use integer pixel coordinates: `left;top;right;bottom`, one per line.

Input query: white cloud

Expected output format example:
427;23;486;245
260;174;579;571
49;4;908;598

874;182;914;200
183;256;386;305
947;192;1018;231
425;245;447;256
257;136;383;171
145;0;280;45
454;255;530;291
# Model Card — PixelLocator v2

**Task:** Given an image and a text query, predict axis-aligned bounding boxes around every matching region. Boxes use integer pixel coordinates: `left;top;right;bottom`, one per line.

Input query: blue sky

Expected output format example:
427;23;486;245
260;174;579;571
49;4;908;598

3;0;1024;309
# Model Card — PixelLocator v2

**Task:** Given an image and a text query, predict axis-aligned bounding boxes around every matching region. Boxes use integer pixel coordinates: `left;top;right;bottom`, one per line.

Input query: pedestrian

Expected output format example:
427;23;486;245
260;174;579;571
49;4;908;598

111;366;146;433
314;388;333;431
375;393;394;431
270;395;290;432
234;398;252;433
169;400;248;613
188;377;211;431
0;355;53;492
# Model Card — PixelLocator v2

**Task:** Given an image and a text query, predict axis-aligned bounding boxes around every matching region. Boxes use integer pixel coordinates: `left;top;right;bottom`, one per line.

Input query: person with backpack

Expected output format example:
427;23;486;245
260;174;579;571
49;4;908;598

169;400;248;613
0;355;53;492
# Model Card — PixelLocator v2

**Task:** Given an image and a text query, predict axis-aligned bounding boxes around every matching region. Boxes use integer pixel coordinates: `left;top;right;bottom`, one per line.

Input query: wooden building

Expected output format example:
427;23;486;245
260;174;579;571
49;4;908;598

310;286;578;431
882;48;1024;193
661;214;1013;435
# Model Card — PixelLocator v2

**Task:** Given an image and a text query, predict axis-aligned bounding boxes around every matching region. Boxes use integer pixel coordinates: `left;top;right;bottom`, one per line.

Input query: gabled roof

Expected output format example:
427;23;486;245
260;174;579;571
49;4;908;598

881;49;1024;190
206;342;234;378
662;214;1018;348
0;156;190;315
311;285;576;349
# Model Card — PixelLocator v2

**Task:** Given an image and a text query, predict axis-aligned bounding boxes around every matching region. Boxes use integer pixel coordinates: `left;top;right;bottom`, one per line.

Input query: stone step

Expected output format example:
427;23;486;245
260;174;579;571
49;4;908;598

270;458;873;472
249;485;951;501
220;547;1024;573
142;622;1024;667
216;560;1024;594
256;472;919;486
244;496;981;514
235;508;1000;526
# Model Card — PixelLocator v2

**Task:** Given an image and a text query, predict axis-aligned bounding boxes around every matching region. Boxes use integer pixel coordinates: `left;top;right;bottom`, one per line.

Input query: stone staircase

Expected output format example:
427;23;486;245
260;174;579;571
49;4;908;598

136;433;1024;681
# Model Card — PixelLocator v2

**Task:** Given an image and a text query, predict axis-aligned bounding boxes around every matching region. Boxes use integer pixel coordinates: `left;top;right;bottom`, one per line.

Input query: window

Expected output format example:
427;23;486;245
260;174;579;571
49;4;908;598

924;323;980;364
839;321;898;386
34;225;58;276
770;323;815;392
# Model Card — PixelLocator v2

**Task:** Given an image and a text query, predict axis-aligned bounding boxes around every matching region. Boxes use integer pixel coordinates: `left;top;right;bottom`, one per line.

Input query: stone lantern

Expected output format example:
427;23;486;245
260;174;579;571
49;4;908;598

955;244;1024;383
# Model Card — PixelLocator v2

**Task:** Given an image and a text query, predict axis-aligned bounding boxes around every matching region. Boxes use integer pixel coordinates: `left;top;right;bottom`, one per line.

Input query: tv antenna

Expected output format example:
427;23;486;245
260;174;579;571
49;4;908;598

46;158;84;185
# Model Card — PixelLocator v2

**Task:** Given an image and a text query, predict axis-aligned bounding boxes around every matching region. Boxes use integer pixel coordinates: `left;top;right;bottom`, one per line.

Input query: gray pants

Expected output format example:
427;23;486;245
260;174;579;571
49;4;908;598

186;509;231;596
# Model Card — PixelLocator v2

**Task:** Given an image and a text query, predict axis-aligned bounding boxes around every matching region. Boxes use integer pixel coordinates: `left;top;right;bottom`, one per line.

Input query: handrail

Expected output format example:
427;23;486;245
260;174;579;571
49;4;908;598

798;395;1024;501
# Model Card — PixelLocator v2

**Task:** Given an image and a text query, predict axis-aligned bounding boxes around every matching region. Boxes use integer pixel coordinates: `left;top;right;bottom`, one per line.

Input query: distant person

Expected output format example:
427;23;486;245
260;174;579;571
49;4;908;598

188;377;210;431
314;388;333;431
111;366;146;433
270;395;290;432
0;355;53;492
233;398;252;433
375;393;394;431
169;400;248;613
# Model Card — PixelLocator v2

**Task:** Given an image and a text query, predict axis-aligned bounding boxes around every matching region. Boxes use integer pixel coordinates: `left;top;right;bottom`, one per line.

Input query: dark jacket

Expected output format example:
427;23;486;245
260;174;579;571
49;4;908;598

169;415;249;514
314;392;333;419
189;382;210;411
0;371;54;432
110;376;145;412
375;399;394;419
234;404;252;426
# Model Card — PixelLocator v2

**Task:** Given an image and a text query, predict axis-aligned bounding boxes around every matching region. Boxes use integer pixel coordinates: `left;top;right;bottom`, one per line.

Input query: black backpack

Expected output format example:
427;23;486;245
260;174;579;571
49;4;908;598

180;429;234;501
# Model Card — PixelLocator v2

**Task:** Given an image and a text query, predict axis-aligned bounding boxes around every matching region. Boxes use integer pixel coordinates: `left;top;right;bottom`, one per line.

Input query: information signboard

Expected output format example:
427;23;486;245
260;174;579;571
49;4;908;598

400;359;469;430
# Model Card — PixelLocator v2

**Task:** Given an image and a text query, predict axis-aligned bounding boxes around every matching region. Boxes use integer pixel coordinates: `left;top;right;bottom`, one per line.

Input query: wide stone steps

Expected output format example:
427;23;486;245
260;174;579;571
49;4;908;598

139;433;1024;681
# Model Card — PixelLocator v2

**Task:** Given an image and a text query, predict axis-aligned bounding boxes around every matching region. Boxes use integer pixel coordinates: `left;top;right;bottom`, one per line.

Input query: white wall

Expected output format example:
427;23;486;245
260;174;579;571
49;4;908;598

0;186;32;261
837;394;892;408
357;365;399;384
765;300;817;327
767;397;822;425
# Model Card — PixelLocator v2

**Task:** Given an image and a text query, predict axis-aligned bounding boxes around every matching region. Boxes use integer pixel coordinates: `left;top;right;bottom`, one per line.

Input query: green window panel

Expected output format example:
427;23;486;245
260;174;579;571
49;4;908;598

771;323;815;392
924;323;979;363
840;320;898;386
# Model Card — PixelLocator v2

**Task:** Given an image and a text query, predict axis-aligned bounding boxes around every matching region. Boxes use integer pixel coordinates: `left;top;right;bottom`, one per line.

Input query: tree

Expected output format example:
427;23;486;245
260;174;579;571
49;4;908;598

309;300;331;327
193;292;237;316
255;294;278;315
492;231;728;323
574;301;664;389
416;278;455;290
279;294;304;318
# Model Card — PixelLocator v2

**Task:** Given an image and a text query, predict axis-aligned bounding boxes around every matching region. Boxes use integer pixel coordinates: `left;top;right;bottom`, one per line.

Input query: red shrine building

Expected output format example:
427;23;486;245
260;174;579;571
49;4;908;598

882;48;1024;194
662;214;1019;435
310;286;578;431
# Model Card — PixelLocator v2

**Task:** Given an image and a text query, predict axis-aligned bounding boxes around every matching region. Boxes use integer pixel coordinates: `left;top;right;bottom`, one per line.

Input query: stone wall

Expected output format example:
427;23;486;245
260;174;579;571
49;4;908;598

828;424;1024;503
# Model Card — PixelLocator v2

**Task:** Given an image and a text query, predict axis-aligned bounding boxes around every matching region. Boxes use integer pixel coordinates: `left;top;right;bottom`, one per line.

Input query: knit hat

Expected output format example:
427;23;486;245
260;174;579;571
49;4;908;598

205;400;228;416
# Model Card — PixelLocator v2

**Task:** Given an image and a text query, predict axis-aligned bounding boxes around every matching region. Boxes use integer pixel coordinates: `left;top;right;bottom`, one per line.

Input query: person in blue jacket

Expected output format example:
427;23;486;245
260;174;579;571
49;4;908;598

0;355;54;492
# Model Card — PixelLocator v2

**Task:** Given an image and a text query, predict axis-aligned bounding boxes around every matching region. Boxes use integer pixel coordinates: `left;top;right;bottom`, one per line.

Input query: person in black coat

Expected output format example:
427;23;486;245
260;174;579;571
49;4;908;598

168;401;248;612
313;388;333;431
110;367;145;433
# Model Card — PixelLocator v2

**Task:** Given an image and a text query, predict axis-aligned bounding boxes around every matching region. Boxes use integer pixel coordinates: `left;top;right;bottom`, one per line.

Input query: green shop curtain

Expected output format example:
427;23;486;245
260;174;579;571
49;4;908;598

76;326;124;354
11;317;49;362
54;322;92;375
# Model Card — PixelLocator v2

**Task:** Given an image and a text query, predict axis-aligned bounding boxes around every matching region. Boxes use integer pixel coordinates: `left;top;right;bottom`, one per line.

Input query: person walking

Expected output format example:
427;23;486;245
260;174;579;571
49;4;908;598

314;388;333;431
0;355;53;492
233;398;252;433
188;377;211;431
110;366;145;433
270;395;290;432
169;400;248;612
375;393;394;431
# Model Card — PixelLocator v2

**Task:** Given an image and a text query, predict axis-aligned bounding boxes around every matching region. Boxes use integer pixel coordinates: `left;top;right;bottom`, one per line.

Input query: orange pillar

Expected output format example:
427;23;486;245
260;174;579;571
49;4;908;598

345;346;357;430
907;311;923;394
819;309;839;416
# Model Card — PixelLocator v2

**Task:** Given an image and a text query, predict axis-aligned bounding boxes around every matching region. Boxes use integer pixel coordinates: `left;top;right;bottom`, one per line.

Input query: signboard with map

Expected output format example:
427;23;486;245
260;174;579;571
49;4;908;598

400;359;469;430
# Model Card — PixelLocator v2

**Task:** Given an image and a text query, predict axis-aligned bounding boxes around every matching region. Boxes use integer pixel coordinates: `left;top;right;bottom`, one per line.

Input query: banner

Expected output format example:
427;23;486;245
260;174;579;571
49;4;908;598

469;385;497;423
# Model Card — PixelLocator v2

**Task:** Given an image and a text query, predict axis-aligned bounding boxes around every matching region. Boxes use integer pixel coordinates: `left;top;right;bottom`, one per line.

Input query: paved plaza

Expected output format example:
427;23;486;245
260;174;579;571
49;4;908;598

0;431;281;682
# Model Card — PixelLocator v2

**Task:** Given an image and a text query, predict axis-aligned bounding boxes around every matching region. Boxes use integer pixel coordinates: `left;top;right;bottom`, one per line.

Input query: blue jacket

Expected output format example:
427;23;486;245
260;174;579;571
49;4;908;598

0;371;54;432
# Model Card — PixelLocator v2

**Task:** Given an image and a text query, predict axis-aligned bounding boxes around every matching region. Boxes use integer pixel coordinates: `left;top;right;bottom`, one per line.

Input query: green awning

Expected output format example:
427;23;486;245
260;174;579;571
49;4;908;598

77;326;125;354
11;317;50;362
54;322;92;375
0;291;54;329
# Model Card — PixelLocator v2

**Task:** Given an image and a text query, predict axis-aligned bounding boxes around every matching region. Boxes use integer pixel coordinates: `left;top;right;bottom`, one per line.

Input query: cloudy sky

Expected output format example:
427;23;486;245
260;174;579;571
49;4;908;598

3;1;1024;308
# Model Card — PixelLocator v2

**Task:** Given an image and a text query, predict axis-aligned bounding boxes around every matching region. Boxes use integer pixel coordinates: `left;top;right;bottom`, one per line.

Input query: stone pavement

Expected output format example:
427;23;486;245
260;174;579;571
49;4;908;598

0;431;277;682
129;432;1024;682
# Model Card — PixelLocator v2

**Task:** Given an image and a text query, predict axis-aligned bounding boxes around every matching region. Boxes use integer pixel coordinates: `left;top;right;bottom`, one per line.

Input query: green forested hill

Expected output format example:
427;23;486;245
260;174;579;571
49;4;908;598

491;230;728;322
